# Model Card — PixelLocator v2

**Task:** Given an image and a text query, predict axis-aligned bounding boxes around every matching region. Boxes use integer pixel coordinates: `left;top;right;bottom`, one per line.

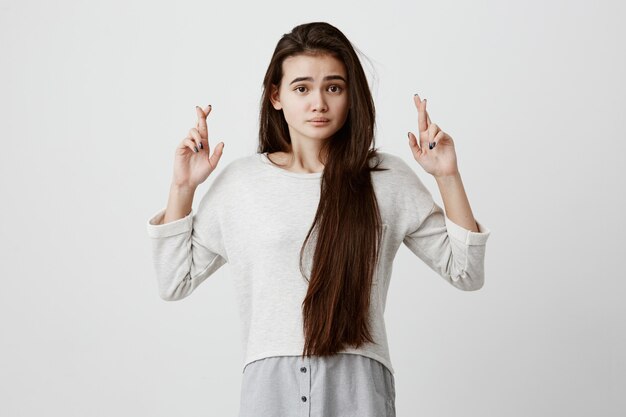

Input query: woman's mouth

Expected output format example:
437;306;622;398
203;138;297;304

309;118;330;125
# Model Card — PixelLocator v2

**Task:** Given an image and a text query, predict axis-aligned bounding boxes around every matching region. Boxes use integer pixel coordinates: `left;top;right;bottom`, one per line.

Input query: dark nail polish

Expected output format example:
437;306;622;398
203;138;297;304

199;142;203;149
432;141;436;148
194;146;198;153
407;132;410;138
429;142;433;149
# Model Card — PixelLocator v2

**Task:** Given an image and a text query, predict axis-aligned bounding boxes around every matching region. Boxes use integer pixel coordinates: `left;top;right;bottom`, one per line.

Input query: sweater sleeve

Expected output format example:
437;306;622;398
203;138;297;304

399;163;491;291
146;180;228;301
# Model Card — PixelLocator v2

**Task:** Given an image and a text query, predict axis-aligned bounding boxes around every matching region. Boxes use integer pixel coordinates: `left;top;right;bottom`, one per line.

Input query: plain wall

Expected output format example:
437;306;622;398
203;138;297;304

1;0;624;415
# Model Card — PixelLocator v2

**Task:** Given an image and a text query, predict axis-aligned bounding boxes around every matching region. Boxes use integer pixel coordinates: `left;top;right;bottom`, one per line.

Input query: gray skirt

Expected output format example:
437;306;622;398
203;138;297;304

238;353;396;417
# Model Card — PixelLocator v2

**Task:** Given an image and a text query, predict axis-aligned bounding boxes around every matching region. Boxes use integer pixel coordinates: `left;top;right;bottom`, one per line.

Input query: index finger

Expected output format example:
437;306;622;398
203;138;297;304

196;104;212;140
413;94;428;132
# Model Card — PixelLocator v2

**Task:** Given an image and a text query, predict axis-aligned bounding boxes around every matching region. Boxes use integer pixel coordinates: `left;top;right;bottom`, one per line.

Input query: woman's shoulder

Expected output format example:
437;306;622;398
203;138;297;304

371;151;434;221
371;150;419;178
199;153;256;194
211;152;261;178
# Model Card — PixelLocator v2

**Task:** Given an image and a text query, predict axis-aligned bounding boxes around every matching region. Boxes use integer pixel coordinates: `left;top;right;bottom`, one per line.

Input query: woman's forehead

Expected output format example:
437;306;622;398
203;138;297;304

282;54;347;79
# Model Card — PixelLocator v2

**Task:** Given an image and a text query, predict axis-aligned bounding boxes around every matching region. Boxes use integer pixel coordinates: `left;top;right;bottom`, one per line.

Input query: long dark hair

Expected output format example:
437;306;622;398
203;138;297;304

257;21;389;358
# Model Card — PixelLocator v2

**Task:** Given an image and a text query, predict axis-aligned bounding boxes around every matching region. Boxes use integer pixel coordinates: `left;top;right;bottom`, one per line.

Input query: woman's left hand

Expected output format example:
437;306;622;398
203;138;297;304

407;94;459;178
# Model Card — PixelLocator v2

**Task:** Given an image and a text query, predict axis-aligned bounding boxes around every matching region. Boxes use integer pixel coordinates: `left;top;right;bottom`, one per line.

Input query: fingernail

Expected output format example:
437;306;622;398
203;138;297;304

428;142;433;149
432;141;436;148
407;132;410;139
199;142;203;149
194;146;199;153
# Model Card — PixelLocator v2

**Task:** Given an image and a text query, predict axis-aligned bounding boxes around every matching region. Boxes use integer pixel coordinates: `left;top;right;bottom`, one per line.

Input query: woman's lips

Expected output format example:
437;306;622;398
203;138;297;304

309;119;330;125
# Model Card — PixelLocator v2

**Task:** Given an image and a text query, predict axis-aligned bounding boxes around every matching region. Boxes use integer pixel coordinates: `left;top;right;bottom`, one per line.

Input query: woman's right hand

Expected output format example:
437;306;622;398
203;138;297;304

172;104;225;190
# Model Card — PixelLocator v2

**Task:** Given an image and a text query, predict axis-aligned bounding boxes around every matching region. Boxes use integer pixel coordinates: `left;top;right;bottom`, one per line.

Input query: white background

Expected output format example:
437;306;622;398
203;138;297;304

1;0;624;416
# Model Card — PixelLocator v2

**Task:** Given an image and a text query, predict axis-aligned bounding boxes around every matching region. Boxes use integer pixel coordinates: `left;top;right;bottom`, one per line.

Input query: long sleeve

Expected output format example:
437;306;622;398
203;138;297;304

399;162;491;291
146;179;228;301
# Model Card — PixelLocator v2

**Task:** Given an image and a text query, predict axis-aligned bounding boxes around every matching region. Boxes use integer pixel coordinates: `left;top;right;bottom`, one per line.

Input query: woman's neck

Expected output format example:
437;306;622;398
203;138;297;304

267;145;327;174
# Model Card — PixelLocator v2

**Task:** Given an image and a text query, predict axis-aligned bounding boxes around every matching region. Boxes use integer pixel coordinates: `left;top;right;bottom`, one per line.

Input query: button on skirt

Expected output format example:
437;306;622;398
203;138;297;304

238;353;396;417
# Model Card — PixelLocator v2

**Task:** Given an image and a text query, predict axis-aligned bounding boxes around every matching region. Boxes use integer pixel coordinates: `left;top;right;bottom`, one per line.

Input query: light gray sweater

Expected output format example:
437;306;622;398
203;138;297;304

146;151;491;375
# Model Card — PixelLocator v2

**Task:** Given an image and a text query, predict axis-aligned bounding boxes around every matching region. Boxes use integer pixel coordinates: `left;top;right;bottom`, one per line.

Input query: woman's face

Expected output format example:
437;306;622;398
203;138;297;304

271;53;350;144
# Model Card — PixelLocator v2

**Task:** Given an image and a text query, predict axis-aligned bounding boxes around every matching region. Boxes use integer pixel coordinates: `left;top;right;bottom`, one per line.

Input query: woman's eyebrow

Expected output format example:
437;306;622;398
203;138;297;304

289;75;347;85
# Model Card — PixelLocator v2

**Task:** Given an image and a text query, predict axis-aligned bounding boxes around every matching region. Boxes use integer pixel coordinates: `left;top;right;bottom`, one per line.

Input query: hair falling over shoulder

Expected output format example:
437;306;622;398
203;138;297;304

257;21;390;358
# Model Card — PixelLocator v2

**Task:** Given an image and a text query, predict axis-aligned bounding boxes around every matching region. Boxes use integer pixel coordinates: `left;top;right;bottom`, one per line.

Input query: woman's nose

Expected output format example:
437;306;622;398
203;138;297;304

311;90;328;111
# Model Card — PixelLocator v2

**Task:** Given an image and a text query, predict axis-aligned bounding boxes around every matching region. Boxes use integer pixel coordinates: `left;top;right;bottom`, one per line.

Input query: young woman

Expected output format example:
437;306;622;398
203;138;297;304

147;21;490;417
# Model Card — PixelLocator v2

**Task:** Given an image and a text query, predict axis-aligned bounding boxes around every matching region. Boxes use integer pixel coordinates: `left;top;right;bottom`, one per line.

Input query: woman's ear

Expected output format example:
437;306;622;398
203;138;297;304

270;84;282;110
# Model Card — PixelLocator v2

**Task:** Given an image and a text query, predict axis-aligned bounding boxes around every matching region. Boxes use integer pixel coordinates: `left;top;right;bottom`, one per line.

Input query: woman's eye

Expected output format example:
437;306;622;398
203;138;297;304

329;85;343;93
295;86;307;93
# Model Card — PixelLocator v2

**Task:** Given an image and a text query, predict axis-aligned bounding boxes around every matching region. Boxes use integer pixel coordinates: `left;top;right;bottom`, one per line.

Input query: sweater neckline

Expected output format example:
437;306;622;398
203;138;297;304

258;152;323;179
